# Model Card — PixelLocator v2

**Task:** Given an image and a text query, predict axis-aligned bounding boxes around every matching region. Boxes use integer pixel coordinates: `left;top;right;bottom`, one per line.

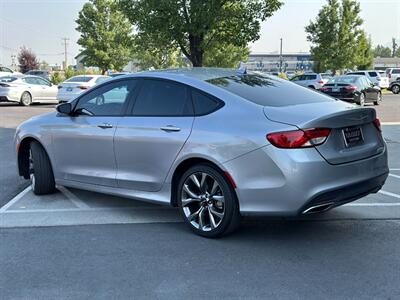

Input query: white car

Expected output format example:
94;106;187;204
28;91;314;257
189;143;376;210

290;73;332;90
0;66;21;77
386;68;400;83
57;75;109;103
0;75;58;105
347;70;389;89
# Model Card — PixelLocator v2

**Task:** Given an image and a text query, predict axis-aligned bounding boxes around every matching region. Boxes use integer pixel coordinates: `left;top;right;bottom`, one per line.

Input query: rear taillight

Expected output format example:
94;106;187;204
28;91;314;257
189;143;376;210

373;118;381;132
267;128;331;149
317;80;324;84
320;87;330;92
345;85;357;91
79;86;89;90
0;83;11;87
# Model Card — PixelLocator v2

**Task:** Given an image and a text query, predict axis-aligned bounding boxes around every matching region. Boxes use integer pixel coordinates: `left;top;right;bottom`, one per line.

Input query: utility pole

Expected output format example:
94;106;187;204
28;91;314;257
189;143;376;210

279;38;283;73
11;54;17;70
61;37;70;70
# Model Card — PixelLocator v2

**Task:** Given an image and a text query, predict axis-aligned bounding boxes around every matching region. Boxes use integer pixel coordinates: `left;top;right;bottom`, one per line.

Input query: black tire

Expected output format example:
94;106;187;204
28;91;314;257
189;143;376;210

29;141;56;195
392;84;400;94
177;163;241;238
308;85;315;89
20;91;32;106
358;92;365;106
374;92;382;106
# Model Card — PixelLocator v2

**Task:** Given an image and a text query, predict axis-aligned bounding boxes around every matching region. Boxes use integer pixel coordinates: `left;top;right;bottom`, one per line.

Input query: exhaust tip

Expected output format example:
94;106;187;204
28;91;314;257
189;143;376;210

302;202;334;214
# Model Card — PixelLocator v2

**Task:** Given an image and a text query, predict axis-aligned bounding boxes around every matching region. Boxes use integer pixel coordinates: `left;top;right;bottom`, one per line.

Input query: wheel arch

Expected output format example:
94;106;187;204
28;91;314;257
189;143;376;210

170;157;237;207
17;137;51;179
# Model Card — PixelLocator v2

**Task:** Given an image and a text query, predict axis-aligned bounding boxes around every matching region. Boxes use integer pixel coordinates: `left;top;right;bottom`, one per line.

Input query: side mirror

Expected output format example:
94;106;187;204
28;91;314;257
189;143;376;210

56;102;72;115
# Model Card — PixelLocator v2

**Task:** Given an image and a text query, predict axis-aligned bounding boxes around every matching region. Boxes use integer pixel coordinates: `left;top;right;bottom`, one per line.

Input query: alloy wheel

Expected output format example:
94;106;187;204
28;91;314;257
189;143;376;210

21;92;32;106
393;85;400;94
181;172;225;232
359;93;365;106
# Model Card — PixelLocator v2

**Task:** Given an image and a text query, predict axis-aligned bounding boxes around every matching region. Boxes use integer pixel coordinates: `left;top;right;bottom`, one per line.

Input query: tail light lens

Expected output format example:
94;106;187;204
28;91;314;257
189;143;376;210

317;80;324;84
79;86;89;90
345;85;357;91
373;118;381;132
0;83;11;87
267;128;331;149
320;87;330;92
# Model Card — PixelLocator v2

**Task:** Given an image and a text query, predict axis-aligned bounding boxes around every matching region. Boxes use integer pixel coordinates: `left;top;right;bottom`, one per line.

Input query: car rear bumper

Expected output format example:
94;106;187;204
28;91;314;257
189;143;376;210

223;144;388;216
0;89;21;102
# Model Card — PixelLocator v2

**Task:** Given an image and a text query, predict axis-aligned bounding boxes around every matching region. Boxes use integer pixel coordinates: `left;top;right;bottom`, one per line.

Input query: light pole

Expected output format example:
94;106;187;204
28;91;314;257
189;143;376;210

279;38;283;73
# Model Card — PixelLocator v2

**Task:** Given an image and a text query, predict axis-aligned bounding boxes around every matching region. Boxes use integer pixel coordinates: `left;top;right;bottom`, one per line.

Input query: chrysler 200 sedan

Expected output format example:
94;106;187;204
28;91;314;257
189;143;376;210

15;68;389;237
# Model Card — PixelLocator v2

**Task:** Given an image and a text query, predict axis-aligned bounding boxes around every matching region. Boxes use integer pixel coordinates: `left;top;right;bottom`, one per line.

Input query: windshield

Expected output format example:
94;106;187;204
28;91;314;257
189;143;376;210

207;74;335;107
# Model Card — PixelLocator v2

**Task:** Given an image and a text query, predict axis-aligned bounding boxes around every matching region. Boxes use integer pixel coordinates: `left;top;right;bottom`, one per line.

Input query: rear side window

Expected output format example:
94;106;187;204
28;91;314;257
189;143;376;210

191;90;223;116
132;79;192;116
368;72;378;77
393;69;400;74
306;75;317;80
207;74;335;107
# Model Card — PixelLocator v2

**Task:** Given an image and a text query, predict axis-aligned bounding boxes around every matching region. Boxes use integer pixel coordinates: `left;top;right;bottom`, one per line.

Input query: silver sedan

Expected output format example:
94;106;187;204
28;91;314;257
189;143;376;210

14;68;389;237
0;75;58;105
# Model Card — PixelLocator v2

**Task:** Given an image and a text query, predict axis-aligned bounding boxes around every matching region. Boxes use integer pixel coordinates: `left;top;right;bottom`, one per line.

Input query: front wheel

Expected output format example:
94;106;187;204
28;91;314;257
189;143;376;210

29;141;56;195
374;92;382;106
392;85;400;94
177;164;240;238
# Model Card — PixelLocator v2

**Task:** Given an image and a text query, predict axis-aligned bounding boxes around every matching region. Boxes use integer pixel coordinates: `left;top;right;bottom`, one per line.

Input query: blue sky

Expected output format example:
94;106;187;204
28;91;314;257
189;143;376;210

0;0;399;66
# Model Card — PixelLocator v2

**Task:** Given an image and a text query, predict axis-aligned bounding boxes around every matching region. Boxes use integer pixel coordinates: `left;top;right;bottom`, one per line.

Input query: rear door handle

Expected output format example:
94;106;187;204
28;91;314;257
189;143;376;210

97;123;113;129
160;125;181;132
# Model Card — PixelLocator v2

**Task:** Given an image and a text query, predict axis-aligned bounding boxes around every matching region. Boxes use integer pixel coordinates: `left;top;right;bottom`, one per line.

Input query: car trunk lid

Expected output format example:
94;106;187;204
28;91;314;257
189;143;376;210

263;102;385;165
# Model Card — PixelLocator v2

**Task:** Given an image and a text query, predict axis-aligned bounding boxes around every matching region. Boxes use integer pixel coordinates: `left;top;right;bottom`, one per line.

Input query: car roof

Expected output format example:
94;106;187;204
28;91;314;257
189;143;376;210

127;68;244;82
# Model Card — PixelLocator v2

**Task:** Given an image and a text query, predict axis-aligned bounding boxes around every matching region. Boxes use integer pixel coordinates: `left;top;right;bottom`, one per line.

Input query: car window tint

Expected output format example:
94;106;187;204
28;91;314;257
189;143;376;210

307;75;317;80
23;78;36;84
208;74;335;107
75;79;137;116
348;72;365;76
132;80;192;116
191;90;223;116
66;76;93;83
393;69;400;74
96;77;109;84
36;78;50;86
368;72;377;77
0;76;17;82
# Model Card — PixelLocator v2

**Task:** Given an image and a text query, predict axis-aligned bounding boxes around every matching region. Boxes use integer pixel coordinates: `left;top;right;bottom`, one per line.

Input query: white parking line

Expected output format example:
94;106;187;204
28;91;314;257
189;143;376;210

378;190;400;199
382;122;400;125
389;174;400;179
345;202;400;207
390;169;400;171
0;186;31;213
57;186;91;209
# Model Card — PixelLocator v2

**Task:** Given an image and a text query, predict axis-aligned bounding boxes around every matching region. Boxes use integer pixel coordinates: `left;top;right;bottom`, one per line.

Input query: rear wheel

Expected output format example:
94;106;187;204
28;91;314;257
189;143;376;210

358;93;365;106
392;84;400;94
29;141;56;195
308;85;315;89
177;164;240;238
374;92;382;106
20;92;32;106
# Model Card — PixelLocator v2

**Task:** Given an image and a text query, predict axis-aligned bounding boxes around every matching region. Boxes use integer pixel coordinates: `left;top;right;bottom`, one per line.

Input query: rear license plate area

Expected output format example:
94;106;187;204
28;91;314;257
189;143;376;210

342;126;364;147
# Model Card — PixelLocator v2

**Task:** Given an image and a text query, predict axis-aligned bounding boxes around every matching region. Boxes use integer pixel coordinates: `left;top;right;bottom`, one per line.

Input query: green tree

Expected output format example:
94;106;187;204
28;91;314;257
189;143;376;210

119;0;282;67
355;33;373;70
76;0;134;74
204;44;250;68
373;45;392;58
306;0;371;73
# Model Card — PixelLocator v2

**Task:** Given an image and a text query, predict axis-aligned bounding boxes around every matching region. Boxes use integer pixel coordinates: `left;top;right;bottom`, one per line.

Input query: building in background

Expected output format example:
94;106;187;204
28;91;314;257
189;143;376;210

373;57;400;70
242;53;313;72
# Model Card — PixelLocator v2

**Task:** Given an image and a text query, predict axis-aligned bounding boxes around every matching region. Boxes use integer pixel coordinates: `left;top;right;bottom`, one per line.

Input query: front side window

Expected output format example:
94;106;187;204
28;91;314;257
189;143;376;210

74;80;137;116
132;79;192;116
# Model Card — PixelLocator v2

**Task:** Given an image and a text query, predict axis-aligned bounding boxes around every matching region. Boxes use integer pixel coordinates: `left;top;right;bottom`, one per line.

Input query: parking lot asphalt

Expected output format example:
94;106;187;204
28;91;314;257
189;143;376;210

0;95;399;299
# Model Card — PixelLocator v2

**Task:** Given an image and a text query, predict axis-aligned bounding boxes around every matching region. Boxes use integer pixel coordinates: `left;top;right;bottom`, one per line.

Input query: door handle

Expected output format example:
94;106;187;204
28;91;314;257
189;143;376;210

97;123;113;129
160;125;181;132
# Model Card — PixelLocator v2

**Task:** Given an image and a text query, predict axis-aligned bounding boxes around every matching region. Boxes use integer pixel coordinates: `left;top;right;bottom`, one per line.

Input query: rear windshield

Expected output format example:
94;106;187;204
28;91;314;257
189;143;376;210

207;74;335;107
0;76;18;82
347;72;364;76
66;76;93;83
321;74;332;79
327;76;358;84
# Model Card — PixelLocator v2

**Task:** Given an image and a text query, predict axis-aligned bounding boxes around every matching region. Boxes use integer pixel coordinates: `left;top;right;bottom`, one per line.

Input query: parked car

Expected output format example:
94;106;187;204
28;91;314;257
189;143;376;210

320;75;382;106
0;75;58;105
15;69;388;237
389;78;400;94
57;75;109;103
290;72;332;89
386;68;400;83
0;66;21;77
346;70;389;89
25;70;51;81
